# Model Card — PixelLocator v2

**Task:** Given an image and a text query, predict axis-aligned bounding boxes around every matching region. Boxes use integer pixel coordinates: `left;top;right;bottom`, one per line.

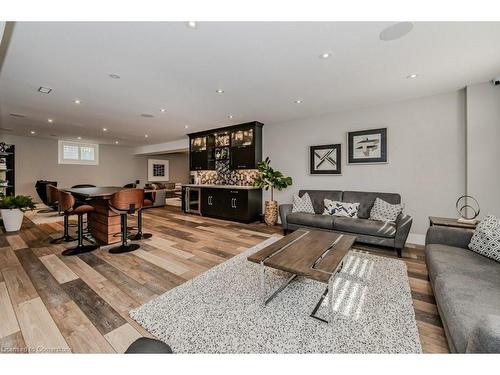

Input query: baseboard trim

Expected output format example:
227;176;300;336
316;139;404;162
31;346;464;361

406;233;425;246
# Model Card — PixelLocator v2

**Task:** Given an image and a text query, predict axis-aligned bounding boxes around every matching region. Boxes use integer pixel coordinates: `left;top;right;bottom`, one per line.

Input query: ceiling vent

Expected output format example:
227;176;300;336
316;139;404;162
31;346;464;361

38;86;53;94
9;113;27;118
141;113;154;118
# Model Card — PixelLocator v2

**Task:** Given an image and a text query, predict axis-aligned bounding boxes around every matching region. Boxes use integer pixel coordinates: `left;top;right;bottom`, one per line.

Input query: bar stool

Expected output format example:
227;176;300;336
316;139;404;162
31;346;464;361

50;187;75;244
60;191;99;256
108;189;145;254
129;196;153;241
47;184;61;214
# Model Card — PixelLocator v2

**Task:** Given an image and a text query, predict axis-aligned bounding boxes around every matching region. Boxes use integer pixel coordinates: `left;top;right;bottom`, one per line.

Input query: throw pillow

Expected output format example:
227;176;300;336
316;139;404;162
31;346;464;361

323;199;360;218
369;197;403;222
292;193;315;214
468;215;500;262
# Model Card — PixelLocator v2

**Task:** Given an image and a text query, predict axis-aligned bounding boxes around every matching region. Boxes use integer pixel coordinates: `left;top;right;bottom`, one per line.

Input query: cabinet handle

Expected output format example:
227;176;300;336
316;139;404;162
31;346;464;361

234;198;237;208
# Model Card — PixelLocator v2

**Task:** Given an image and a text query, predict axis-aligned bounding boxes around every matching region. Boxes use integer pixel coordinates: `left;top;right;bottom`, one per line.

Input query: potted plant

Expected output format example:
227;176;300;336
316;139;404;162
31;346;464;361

253;157;292;226
0;195;36;232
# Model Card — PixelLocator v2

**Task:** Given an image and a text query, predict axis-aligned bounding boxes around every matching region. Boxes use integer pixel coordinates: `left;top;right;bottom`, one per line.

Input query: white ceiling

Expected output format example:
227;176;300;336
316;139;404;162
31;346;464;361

1;21;500;146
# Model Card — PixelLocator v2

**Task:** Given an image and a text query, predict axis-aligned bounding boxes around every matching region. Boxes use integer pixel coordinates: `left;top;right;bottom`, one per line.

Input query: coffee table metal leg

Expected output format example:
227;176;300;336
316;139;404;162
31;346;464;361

328;276;334;326
260;261;297;306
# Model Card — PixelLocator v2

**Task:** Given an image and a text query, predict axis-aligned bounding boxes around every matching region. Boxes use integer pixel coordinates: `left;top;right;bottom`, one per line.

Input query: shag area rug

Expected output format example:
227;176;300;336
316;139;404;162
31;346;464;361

130;237;422;353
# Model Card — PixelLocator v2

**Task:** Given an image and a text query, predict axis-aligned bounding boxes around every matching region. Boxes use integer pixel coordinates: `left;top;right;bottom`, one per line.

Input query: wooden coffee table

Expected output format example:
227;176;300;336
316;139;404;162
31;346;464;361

247;228;356;323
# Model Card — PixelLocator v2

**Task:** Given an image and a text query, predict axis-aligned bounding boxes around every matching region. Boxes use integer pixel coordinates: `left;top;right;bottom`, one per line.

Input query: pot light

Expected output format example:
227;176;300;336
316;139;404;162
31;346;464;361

216;89;224;94
109;73;121;79
407;74;418;79
115;141;119;144
187;21;198;29
73;99;81;104
145;134;149;138
294;99;303;104
160;108;166;112
184;125;189;129
77;136;82;140
320;52;331;59
228;115;234;119
47;118;53;123
30;130;36;135
102;128;108;132
38;86;52;94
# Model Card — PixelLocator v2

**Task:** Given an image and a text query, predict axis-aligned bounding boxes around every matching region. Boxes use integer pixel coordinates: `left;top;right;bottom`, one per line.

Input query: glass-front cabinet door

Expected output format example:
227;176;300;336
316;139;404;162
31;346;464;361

231;128;254;148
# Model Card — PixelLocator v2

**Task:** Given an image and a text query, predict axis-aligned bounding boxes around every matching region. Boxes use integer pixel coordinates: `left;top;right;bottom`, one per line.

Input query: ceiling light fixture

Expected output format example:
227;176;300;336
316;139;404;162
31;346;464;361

216;89;224;94
38;86;52;94
187;21;198;29
73;99;81;104
320;52;331;59
294;99;303;104
145;134;149;138
184;125;189;129
47;118;53;123
115;141;119;144
160;108;166;112
102;128;108;132
379;22;414;41
30;130;36;135
407;73;418;79
77;136;82;140
228;115;234;119
109;73;121;79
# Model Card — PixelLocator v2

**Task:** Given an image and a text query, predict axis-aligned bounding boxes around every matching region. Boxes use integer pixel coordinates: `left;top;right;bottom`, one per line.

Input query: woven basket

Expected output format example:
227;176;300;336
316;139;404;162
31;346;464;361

264;200;278;226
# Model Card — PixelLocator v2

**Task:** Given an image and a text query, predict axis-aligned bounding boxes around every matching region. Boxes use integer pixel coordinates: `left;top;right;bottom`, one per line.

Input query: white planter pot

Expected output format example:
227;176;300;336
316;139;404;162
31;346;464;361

1;208;24;232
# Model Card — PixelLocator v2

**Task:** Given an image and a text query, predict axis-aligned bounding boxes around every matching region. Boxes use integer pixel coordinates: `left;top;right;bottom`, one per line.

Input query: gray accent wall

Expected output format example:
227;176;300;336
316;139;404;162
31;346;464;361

0;134;189;200
466;82;500;219
263;90;468;241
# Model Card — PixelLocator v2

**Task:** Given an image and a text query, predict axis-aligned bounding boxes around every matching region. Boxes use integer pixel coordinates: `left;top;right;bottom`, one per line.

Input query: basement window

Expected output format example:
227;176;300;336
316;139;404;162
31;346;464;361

58;140;99;165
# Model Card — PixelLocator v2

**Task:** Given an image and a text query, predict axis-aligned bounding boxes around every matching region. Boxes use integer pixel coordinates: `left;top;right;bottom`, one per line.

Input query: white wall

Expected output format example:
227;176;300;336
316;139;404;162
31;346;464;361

264;90;467;241
466;82;500;218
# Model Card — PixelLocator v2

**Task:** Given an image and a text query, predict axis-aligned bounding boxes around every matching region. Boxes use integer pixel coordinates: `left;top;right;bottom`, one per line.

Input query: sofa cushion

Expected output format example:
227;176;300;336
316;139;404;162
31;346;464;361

299;190;342;214
433;272;500;353
323;199;360;218
286;212;335;229
292;192;315;214
343;191;401;219
369;197;403;223
468;215;500;262
333;217;396;238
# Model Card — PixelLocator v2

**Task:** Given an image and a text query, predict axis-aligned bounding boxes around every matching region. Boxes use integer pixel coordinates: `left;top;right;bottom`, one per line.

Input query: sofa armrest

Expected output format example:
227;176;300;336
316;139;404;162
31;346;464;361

394;213;413;250
466;315;500;353
425;226;473;249
279;204;293;229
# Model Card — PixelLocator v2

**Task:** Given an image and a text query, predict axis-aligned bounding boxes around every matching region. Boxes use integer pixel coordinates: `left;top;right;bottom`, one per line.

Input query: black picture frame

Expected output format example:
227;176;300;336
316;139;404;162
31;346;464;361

347;127;387;164
310;144;342;175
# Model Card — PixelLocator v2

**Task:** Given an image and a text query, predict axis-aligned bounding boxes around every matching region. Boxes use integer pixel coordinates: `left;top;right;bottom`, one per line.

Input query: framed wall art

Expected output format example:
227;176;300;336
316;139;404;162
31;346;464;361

347;127;387;164
148;159;169;182
310;144;341;175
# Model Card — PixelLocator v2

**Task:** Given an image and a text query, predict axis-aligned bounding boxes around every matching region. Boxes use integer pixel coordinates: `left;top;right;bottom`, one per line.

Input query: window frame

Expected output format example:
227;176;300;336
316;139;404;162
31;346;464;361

58;140;99;165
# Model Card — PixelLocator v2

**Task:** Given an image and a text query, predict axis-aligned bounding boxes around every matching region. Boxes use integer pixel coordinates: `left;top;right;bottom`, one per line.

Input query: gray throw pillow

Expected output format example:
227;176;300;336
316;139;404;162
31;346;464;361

469;215;500;262
292;193;315;214
369;197;403;222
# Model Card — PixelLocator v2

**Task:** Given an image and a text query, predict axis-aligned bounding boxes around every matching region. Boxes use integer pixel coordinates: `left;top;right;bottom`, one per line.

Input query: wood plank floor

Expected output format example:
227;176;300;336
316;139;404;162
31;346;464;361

0;205;449;353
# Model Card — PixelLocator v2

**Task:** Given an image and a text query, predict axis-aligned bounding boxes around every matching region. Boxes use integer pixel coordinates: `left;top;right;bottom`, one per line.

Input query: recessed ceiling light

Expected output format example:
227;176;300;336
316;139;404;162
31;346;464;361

187;21;198;29
379;22;414;41
108;73;121;79
216;89;224;94
228;115;234;119
73;99;81;104
407;73;418;79
294;99;303;104
145;134;149;138
77;136;82;140
30;130;36;135
38;86;52;94
115;141;119;144
160;108;166;112
102;128;108;132
184;125;189;129
47;118;53;123
320;52;331;59
141;113;154;118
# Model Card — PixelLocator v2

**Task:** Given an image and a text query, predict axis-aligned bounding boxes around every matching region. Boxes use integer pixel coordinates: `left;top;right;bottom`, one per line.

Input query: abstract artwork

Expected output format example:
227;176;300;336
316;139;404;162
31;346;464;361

310;144;341;175
348;128;387;164
148;159;169;182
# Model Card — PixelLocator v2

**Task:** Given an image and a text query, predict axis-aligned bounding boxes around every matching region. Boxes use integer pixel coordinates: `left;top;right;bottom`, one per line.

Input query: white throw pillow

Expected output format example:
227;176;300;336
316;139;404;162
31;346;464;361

369;197;403;222
323;199;359;218
468;215;500;262
292;193;315;214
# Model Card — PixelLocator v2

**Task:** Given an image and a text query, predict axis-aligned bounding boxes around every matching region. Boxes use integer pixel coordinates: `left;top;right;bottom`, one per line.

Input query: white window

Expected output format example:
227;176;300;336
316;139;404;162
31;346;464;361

58;141;99;165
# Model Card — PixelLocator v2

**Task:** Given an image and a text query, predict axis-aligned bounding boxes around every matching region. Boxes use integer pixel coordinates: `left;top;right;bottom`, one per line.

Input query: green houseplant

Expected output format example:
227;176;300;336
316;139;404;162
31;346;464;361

253;157;292;226
0;195;36;232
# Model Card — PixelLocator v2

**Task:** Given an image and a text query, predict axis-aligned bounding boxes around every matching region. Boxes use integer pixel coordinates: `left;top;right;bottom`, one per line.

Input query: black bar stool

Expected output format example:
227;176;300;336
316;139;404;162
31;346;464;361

129;197;153;241
60;191;99;256
50;186;75;244
108;188;145;254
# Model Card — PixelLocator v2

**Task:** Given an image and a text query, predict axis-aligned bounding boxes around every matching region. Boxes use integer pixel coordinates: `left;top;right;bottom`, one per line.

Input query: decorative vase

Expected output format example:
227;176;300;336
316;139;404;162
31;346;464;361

1;208;24;232
264;200;278;226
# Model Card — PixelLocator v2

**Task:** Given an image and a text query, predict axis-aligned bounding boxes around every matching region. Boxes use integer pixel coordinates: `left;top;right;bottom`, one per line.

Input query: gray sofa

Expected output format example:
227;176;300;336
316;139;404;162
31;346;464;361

279;190;413;257
425;226;500;353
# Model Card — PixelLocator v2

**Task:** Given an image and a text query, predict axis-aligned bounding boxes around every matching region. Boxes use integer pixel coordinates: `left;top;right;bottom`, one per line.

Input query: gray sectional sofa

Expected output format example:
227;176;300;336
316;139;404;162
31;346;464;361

279;190;413;257
425;226;500;353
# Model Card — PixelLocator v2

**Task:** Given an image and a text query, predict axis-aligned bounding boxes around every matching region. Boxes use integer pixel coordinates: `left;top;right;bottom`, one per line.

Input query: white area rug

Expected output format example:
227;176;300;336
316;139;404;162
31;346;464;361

130;237;422;353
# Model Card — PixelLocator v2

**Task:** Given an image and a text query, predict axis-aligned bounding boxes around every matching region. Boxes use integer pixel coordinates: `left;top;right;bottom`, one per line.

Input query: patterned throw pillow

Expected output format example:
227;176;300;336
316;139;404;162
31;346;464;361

369;197;403;222
469;215;500;262
292;193;315;214
323;199;360;218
